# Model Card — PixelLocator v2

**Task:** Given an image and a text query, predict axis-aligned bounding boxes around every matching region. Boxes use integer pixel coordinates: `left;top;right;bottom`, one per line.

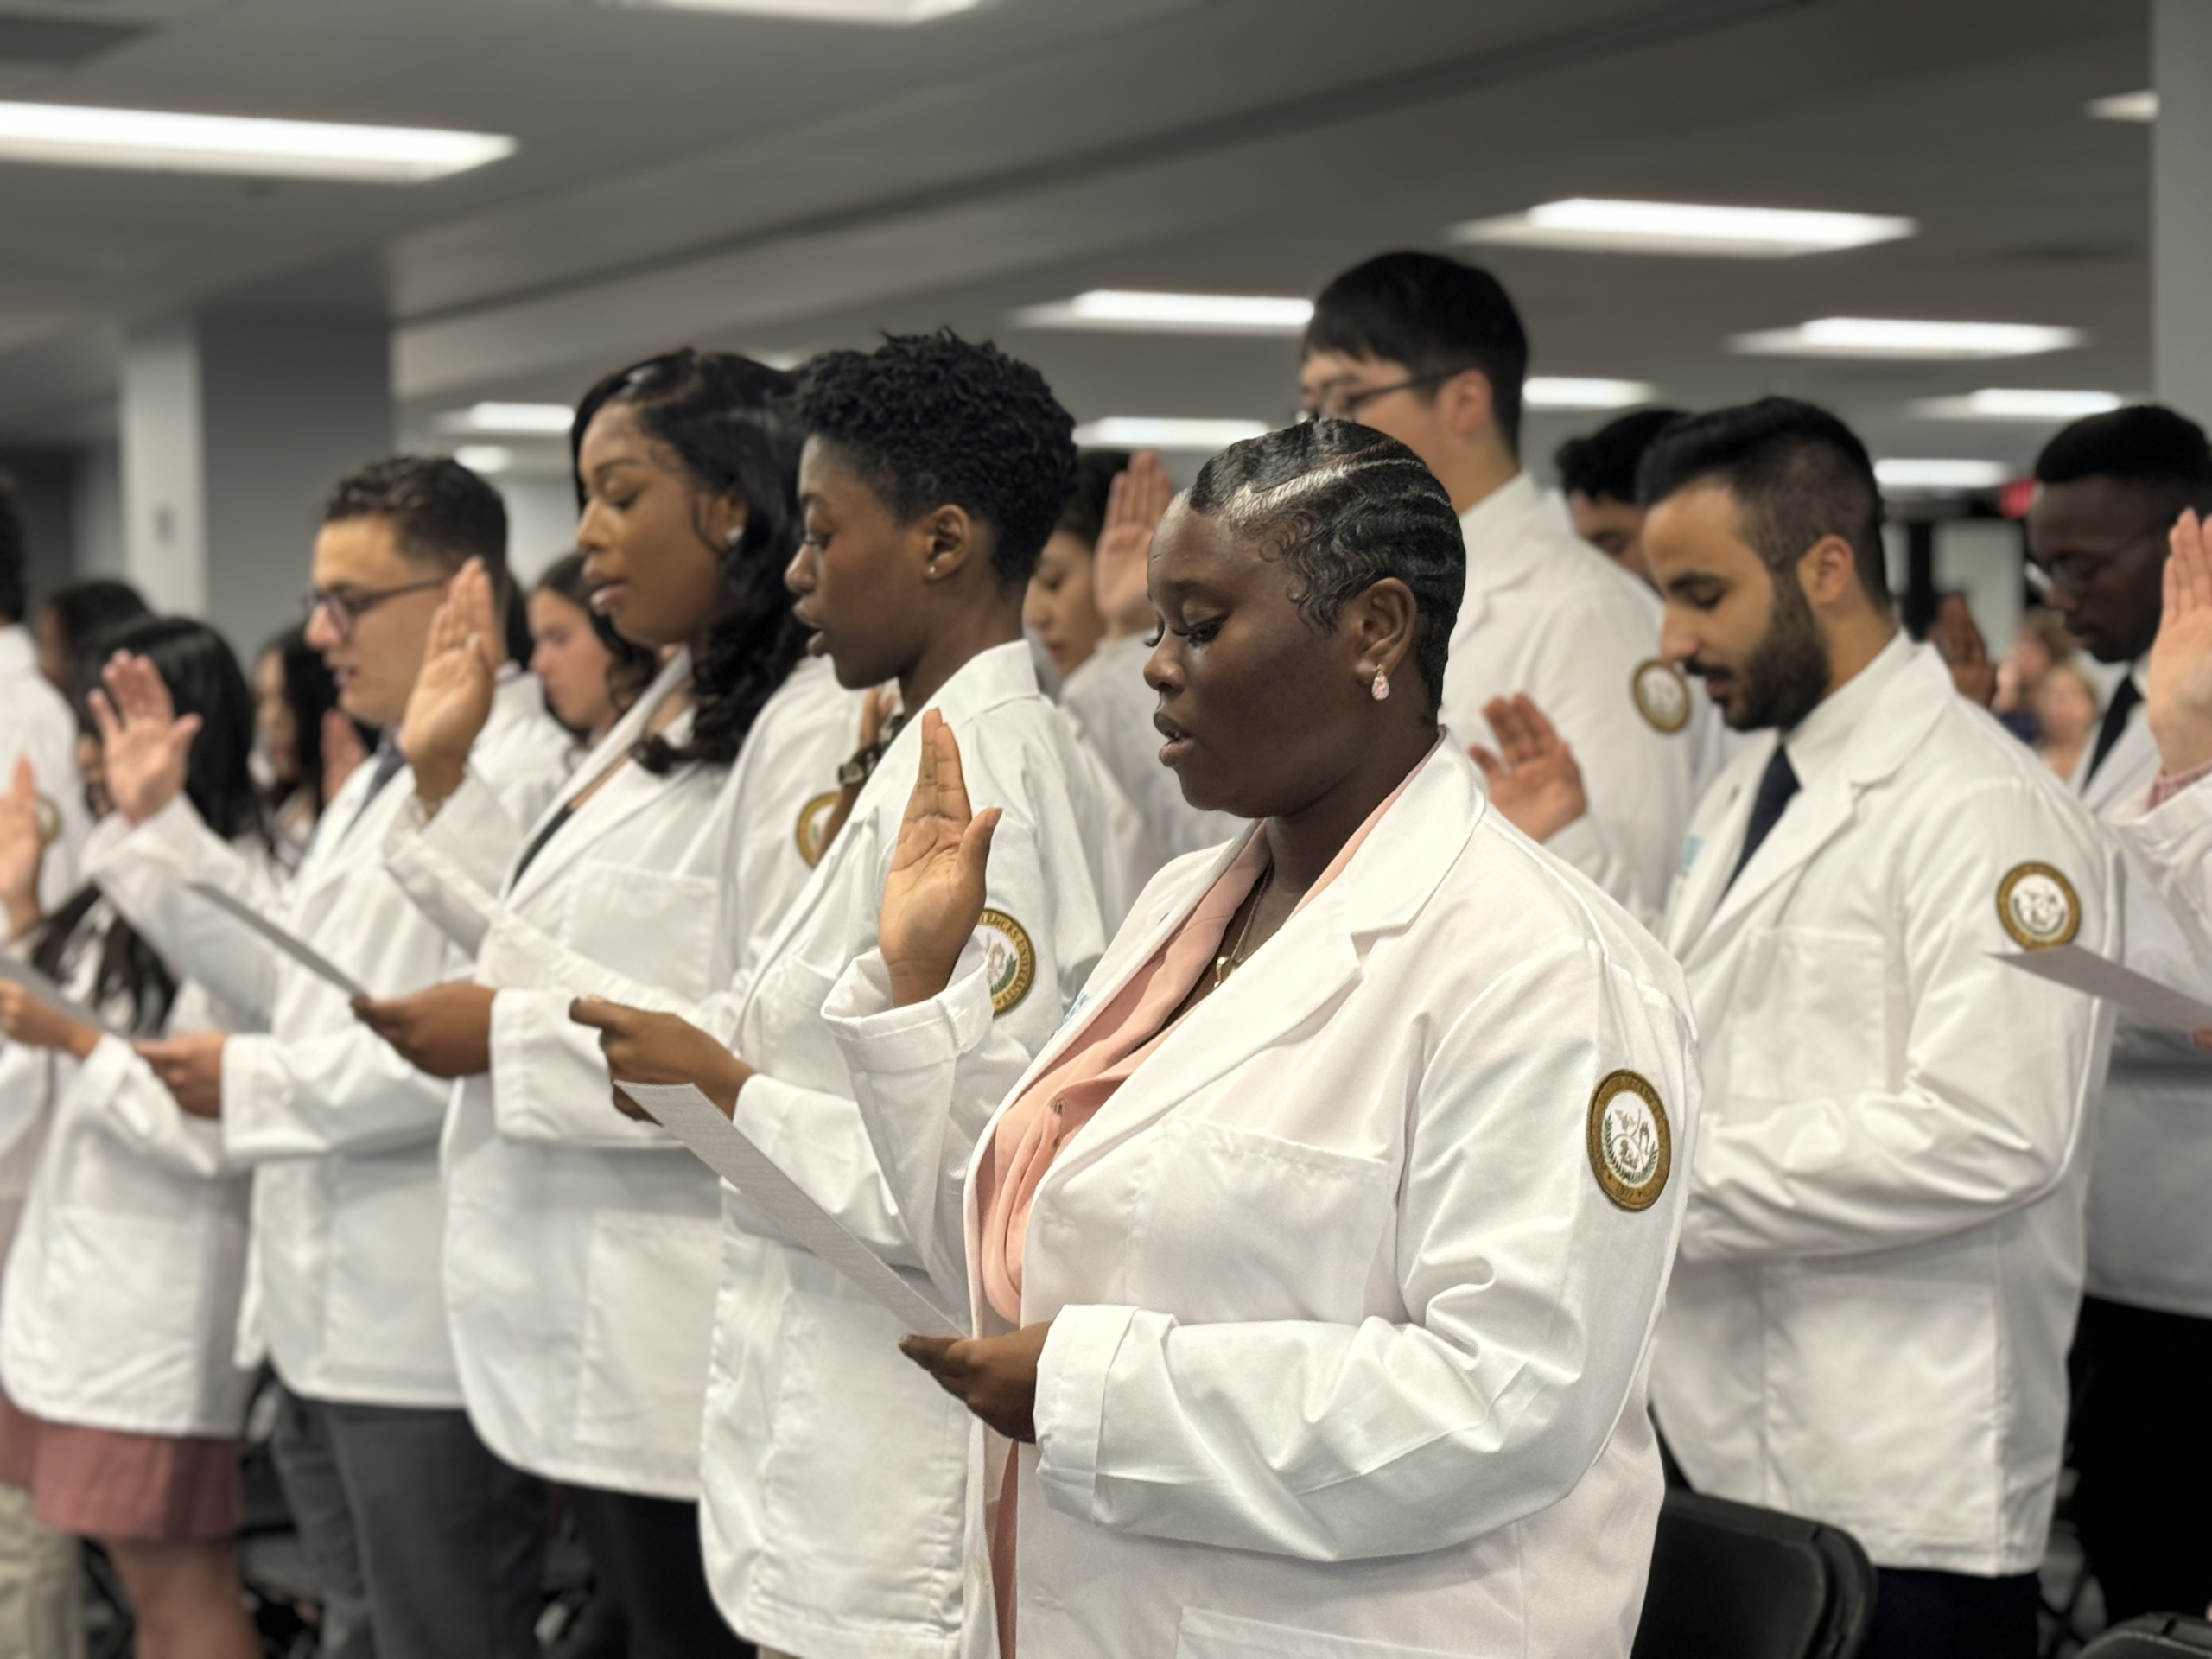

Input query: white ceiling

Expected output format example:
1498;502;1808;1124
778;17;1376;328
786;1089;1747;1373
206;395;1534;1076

0;0;2153;480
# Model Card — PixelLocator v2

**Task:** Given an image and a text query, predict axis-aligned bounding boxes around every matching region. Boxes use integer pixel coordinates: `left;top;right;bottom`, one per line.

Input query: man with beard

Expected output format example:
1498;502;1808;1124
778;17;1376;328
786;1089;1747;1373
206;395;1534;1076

1640;399;2114;1659
2025;405;2212;1627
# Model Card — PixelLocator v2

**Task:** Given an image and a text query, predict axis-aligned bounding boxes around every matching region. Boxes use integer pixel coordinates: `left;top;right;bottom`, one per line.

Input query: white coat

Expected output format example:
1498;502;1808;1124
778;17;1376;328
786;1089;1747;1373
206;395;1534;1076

379;652;855;1498
80;671;571;1406
820;741;1700;1659
0;625;86;916
1651;640;2118;1575
0;893;257;1438
2070;677;2212;1319
2115;768;2212;967
698;640;1134;1659
1444;474;1703;919
1058;633;1240;865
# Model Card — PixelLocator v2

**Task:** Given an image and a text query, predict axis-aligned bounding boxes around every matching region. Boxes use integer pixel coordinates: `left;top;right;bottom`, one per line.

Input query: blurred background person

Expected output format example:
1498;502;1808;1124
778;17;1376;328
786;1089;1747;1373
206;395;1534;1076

33;581;147;697
1;491;89;925
2033;659;2101;781
251;625;371;868
1554;406;1683;586
1994;609;2075;743
529;550;656;751
1022;448;1121;682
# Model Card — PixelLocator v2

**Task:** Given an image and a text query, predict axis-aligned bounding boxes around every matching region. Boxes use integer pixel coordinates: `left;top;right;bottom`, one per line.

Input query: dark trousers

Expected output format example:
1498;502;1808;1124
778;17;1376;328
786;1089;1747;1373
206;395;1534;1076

569;1485;753;1659
1864;1568;2038;1659
2073;1294;2212;1624
269;1385;546;1659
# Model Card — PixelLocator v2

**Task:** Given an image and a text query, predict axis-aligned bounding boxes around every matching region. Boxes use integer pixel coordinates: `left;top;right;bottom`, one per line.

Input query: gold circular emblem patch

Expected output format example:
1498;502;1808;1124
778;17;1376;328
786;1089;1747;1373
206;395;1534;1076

792;791;840;868
976;907;1036;1016
32;793;61;848
1997;861;2080;950
1631;659;1692;734
1588;1069;1670;1212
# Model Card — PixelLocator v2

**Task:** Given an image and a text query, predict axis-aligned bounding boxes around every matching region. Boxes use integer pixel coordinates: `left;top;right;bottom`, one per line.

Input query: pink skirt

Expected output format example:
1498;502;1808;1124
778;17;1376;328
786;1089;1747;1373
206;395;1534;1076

0;1393;240;1542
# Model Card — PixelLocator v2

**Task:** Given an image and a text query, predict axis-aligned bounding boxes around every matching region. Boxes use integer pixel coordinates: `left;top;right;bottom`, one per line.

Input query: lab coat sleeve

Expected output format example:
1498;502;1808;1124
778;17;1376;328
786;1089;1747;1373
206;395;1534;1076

487;988;685;1151
219;1016;455;1163
80;798;283;1024
1031;943;1698;1560
2116;776;2212;968
382;771;528;957
0;1039;49;1162
1681;778;2115;1262
68;1034;230;1180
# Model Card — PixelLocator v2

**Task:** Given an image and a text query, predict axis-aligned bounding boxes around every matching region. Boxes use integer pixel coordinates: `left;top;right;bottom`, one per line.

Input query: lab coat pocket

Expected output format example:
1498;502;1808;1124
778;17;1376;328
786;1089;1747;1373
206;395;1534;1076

1129;1119;1394;1325
1764;1269;1999;1554
1176;1607;1462;1658
749;954;845;1087
1727;925;1889;1104
572;1211;721;1459
565;862;721;998
38;1206;199;1414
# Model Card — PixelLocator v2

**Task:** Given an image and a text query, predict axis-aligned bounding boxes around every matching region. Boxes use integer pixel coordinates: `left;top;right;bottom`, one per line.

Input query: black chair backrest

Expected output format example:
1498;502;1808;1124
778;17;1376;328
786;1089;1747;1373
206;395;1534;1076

1631;1489;1877;1659
2082;1615;2212;1656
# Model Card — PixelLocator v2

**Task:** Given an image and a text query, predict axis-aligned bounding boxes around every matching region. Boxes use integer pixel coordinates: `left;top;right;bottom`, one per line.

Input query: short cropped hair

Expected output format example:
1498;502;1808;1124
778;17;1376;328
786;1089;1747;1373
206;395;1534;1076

1186;419;1465;714
0;485;23;621
798;329;1077;586
2034;405;2212;513
1638;397;1892;613
1304;251;1530;452
323;455;510;579
1555;409;1686;504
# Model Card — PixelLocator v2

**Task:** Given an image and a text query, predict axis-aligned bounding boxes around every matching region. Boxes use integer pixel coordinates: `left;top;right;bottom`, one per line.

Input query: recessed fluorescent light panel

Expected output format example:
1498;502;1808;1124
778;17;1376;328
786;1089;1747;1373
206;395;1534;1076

1912;389;2124;423
2088;91;2158;122
442;403;575;435
1732;318;2083;360
0;101;513;181
1524;377;1656;410
608;0;982;22
1012;290;1313;335
454;445;515;474
1874;459;2012;490
1452;198;1916;258
1074;418;1270;451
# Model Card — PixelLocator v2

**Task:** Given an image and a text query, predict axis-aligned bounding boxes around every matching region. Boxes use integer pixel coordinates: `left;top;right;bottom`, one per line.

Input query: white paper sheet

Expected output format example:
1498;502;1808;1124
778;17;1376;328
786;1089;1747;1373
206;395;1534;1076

618;1081;961;1337
185;881;369;999
1995;944;2212;1033
0;950;129;1039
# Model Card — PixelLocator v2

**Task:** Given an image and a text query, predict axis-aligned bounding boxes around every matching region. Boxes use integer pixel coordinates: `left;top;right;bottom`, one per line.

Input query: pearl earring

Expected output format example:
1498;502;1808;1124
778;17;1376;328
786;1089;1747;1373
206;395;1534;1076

1370;670;1390;702
725;526;744;550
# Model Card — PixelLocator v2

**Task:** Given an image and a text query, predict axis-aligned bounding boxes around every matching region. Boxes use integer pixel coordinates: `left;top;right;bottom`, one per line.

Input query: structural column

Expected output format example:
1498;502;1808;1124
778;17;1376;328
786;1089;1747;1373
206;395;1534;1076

120;311;391;654
2154;0;2212;424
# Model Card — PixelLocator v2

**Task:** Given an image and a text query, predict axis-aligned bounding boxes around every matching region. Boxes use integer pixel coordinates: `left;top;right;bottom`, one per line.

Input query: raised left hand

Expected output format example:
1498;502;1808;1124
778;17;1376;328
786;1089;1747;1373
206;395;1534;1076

1471;694;1589;842
899;1322;1053;1442
136;1031;226;1117
0;982;99;1060
2149;510;2212;779
1931;594;1998;709
353;980;497;1078
569;996;753;1119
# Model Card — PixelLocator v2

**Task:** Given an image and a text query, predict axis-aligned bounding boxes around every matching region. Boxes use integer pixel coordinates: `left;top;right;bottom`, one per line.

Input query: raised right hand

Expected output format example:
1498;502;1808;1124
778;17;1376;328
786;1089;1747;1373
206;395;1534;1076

401;557;499;804
2149;510;2212;779
878;710;1001;1007
1092;450;1173;639
92;652;200;826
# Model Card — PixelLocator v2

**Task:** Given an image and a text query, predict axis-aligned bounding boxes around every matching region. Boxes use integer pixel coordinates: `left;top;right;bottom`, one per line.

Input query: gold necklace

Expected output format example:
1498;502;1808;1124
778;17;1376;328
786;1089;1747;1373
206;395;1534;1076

1212;861;1275;988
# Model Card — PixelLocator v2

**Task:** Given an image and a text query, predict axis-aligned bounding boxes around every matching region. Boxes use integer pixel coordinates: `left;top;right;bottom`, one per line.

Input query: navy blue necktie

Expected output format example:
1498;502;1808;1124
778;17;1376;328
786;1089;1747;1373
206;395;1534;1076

342;745;407;837
1726;745;1801;893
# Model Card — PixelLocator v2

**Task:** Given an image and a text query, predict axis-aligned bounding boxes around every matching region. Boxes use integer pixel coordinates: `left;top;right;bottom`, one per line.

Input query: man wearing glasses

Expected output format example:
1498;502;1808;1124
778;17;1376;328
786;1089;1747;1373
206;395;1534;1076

1297;251;1700;922
82;456;571;1659
2025;406;2212;1632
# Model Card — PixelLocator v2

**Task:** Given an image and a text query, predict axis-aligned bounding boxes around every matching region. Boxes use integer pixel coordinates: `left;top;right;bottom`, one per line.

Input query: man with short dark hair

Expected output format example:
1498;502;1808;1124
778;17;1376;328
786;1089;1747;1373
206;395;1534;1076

1554;407;1684;585
1299;252;1699;918
83;455;572;1659
1645;398;2113;1659
2026;404;2212;1626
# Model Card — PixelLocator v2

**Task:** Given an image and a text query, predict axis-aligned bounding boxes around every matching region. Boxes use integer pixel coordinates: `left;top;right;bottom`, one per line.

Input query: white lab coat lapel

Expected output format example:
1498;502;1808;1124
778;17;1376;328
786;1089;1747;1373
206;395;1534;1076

502;652;695;911
2075;698;2155;817
1663;738;1774;958
1684;649;1953;963
1452;478;1555;648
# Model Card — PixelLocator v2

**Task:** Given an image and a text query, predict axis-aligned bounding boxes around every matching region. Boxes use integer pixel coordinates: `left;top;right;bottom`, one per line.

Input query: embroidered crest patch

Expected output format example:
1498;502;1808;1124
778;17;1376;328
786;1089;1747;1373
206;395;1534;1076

1997;861;2080;950
792;791;840;868
976;908;1037;1016
1588;1070;1671;1212
1631;658;1692;734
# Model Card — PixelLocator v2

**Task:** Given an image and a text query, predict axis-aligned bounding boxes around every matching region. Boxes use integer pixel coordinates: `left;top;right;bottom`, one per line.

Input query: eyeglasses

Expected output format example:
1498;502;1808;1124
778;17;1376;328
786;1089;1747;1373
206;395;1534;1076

1295;372;1454;425
304;575;446;640
2026;522;2169;596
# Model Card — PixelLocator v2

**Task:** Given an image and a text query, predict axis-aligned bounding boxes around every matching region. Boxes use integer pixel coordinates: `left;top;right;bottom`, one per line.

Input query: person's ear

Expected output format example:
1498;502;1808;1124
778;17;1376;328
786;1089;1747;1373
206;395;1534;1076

1348;577;1419;695
704;493;750;554
1796;533;1859;613
1438;368;1496;440
916;505;982;583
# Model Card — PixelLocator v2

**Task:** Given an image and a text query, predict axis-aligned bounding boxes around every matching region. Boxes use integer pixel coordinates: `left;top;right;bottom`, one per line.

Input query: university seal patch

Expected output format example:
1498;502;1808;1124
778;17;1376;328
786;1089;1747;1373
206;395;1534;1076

1997;861;2080;950
1631;658;1692;734
792;791;840;868
1588;1070;1670;1212
976;908;1037;1016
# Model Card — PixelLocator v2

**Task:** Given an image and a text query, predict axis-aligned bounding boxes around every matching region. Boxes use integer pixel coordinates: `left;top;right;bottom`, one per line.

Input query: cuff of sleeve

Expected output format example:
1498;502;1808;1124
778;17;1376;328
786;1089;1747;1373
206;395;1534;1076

729;1069;807;1166
487;988;544;1129
1033;1302;1139;1522
219;1033;286;1163
2146;760;2212;815
68;1032;137;1113
821;940;998;1078
82;792;202;882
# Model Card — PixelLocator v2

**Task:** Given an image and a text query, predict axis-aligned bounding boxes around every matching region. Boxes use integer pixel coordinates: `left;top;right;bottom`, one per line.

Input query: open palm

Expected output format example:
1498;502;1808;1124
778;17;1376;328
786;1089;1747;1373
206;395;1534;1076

1092;450;1173;638
402;558;498;798
92;652;200;826
2150;510;2212;777
879;711;1001;1007
1471;693;1589;842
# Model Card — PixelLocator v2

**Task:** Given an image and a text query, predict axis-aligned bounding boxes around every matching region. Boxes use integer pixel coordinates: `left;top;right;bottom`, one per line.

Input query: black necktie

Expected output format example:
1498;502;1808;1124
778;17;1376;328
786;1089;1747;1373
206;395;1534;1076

1726;745;1801;893
2084;674;2141;785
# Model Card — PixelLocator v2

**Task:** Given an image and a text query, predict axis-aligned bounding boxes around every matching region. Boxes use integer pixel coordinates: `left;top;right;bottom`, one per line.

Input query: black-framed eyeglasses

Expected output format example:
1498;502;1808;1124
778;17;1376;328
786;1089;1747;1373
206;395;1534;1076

2026;521;2170;596
1295;372;1454;425
304;576;446;640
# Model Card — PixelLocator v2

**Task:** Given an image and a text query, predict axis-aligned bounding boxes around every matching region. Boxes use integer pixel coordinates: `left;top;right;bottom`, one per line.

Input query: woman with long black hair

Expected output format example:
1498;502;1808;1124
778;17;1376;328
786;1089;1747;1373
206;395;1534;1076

352;349;855;1658
0;615;271;1659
